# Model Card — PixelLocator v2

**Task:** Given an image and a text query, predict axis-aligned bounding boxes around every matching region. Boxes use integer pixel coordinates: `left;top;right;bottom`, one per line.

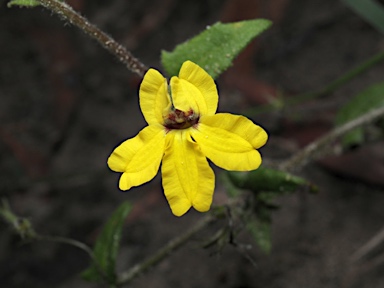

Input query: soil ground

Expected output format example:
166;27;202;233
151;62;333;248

1;0;384;287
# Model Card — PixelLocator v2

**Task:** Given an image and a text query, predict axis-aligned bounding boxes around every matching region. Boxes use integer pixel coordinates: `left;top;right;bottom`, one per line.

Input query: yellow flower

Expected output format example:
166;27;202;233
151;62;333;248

108;61;268;216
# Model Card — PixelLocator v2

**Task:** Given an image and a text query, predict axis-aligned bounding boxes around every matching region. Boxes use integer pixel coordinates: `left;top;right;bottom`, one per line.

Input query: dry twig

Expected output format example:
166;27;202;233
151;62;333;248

280;106;384;172
37;0;148;76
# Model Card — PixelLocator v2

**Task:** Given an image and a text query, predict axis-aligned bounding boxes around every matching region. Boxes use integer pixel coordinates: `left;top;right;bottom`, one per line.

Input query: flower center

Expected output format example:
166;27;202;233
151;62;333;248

164;109;199;130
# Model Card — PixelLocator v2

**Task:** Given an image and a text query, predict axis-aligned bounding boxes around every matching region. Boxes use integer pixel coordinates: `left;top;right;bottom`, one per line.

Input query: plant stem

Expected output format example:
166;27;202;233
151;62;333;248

117;213;218;286
38;234;114;284
37;0;148;76
279;105;384;172
246;49;384;116
290;49;384;105
38;234;94;258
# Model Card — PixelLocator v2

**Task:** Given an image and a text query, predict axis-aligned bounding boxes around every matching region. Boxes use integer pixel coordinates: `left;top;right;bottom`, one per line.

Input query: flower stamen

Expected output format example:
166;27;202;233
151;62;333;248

164;109;199;130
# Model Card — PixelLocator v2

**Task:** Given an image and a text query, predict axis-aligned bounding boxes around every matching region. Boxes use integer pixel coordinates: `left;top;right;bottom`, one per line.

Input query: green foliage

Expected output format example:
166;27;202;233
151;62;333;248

228;167;315;193
335;82;384;147
7;0;65;8
161;19;272;79
7;0;40;7
82;201;132;285
227;168;314;254
246;216;271;254
342;0;384;34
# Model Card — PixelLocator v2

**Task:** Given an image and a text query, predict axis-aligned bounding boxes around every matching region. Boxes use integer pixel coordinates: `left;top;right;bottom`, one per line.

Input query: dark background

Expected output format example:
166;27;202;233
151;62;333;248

1;0;384;287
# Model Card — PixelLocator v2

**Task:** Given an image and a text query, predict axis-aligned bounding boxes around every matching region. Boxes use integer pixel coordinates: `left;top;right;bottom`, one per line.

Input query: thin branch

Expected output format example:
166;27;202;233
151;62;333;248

37;235;112;284
1;198;94;258
0;199;112;284
37;235;94;259
350;225;384;263
245;49;384;116
343;250;384;288
117;213;218;286
0;198;95;260
289;50;384;105
37;0;148;76
41;235;113;282
279;106;384;172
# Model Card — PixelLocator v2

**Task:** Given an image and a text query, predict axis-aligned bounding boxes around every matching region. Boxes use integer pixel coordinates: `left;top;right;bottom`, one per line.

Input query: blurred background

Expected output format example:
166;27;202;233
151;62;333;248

1;0;384;287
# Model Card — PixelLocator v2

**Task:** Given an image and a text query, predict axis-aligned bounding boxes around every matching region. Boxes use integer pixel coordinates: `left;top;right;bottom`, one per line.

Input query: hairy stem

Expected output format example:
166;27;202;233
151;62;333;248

37;0;148;76
280;105;384;172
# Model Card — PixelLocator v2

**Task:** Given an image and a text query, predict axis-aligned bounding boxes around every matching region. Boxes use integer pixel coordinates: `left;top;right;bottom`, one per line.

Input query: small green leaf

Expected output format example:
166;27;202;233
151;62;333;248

161;19;272;79
335;82;384;147
7;0;40;7
82;201;132;284
246;216;271;254
342;0;384;34
228;167;315;194
7;0;64;7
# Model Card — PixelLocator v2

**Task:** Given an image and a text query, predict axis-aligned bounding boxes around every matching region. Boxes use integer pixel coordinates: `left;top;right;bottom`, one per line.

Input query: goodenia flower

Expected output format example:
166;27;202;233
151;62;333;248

108;60;268;216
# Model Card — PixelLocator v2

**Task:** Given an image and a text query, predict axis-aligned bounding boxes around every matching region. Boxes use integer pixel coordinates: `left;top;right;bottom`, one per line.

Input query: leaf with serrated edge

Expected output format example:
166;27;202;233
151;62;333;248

161;19;272;79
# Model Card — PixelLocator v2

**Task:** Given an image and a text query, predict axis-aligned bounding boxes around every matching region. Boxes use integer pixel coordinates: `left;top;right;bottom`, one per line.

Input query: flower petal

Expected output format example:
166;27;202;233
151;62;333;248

139;68;170;125
191;121;263;171
161;130;215;216
107;124;166;190
170;61;218;116
200;113;268;149
170;77;200;114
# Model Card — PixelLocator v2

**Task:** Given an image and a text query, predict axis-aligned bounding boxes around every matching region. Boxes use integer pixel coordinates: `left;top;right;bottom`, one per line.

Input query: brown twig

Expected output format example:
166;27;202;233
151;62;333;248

37;0;148;76
279;106;384;172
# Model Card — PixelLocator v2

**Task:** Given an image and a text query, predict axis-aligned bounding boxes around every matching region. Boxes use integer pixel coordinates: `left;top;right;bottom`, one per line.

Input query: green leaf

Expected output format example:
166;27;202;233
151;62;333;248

342;0;384;34
335;82;384;147
7;0;40;7
7;0;64;7
246;216;271;254
82;201;132;284
161;19;272;79
227;167;315;194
